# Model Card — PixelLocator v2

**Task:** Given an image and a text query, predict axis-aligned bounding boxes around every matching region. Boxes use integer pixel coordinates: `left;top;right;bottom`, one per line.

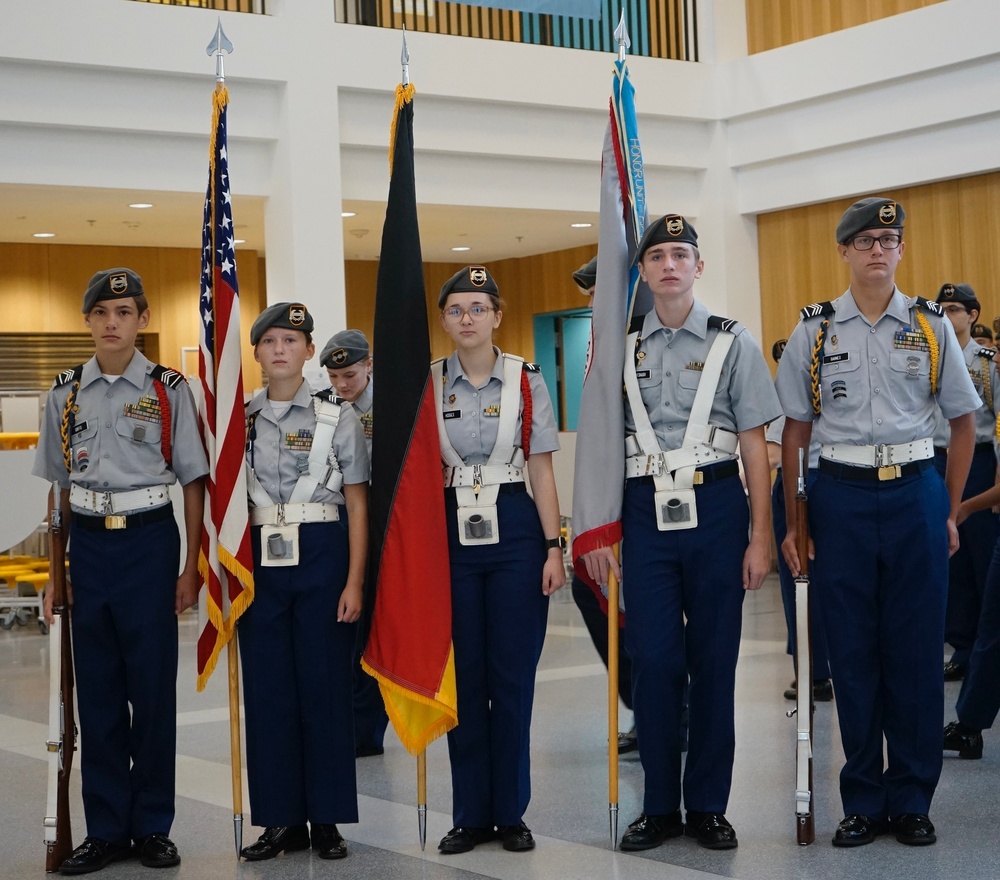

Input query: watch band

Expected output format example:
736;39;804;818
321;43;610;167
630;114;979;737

545;536;566;550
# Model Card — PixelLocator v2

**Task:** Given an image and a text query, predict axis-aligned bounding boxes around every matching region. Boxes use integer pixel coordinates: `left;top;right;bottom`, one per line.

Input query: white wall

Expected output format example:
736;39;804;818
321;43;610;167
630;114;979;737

1;0;998;345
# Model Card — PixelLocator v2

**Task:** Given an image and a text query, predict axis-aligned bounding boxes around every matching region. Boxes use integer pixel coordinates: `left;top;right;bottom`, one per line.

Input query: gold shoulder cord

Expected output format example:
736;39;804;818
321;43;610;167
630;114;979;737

913;309;939;396
980;354;993;414
808;320;829;415
59;381;80;472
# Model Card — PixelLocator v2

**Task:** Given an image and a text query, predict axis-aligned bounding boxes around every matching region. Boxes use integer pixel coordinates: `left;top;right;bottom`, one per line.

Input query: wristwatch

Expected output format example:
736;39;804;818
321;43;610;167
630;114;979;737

545;536;567;551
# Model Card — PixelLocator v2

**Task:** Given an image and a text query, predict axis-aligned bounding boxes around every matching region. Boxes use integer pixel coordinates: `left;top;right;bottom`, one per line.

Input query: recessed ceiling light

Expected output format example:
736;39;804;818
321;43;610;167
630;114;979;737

33;232;56;238
129;203;154;209
570;222;592;228
341;212;356;218
451;246;471;252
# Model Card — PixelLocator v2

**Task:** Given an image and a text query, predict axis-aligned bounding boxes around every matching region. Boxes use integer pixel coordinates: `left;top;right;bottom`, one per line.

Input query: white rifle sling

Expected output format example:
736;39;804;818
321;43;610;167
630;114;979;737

794;575;813;818
43;614;62;844
288;397;343;503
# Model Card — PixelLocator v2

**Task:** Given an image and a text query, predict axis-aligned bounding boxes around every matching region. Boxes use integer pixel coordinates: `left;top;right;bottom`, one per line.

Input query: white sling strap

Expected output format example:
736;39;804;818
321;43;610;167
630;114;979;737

288;397;343;503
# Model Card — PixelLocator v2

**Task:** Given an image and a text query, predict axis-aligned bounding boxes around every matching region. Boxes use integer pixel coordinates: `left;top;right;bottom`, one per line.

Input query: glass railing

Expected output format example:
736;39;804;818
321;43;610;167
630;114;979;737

335;0;697;60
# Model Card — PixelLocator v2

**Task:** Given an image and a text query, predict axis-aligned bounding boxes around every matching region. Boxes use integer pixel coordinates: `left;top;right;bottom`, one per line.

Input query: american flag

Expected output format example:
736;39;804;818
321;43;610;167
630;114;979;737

196;84;254;691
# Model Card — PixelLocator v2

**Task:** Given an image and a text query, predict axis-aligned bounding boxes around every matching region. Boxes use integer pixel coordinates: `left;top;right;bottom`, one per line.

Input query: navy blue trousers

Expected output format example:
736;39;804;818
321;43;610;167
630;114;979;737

444;488;549;828
811;464;948;817
622;472;748;816
69;514;179;845
772;471;830;680
240;521;358;826
934;446;998;666
956;535;1000;730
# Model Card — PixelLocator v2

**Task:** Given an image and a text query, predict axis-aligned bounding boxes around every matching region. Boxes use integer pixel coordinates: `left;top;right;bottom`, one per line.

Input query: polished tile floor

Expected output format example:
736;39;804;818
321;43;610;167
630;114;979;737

1;576;995;879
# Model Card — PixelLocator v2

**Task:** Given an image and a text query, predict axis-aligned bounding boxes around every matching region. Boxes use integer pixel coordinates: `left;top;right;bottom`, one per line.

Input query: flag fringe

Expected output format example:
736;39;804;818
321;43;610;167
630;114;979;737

388;83;416;174
361;654;458;756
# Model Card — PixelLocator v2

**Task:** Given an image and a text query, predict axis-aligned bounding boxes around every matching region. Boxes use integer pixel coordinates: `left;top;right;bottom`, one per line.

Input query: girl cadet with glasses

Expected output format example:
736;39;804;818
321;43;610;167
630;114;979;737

433;266;566;855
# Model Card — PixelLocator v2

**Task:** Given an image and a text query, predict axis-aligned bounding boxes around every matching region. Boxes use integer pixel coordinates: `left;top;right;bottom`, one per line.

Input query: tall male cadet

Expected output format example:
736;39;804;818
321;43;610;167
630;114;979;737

776;198;979;847
582;215;780;850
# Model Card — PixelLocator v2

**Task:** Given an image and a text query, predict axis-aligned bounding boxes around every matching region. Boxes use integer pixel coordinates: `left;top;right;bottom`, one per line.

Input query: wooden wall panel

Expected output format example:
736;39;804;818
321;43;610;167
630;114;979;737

746;0;945;54
344;244;596;365
758;170;1000;375
0;243;265;387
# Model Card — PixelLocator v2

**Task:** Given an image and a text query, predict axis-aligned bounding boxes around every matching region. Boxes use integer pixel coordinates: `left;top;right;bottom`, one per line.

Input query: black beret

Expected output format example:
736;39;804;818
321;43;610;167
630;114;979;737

771;338;787;363
320;329;370;369
636;214;698;263
936;282;979;313
438;266;500;309
250;302;314;345
572;255;598;292
971;323;993;342
82;267;144;313
836;197;905;244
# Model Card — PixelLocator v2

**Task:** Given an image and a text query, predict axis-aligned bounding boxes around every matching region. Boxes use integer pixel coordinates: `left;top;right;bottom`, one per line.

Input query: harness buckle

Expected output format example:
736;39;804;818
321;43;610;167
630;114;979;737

101;492;114;514
473;465;482;497
276;503;286;526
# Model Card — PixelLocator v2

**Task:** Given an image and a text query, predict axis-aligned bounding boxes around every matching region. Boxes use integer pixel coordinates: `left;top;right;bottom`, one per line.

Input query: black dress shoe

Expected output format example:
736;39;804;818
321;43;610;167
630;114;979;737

943;661;966;681
617;727;638;754
134;833;180;868
832;814;887;847
497;822;535;852
619;812;684;851
783;679;834;702
240;825;310;861
355;744;385;758
59;837;132;875
943;720;984;759
311;824;348;859
438;826;496;854
891;813;936;846
684;811;737;850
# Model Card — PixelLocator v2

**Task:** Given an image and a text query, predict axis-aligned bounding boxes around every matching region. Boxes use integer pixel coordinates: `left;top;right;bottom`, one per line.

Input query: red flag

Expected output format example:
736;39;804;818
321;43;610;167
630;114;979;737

361;84;457;753
196;85;254;690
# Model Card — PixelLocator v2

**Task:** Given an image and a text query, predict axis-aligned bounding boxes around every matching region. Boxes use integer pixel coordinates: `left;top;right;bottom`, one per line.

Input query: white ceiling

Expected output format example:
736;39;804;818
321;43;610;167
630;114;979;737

0;183;599;264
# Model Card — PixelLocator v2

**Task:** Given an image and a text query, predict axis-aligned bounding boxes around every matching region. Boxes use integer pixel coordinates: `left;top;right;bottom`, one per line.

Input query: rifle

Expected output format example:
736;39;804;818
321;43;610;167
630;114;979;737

44;484;75;871
787;449;815;845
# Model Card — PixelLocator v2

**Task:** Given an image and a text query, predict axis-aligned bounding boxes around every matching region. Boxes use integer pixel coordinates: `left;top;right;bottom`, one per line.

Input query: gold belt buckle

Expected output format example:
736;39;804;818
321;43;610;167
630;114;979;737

104;514;128;529
692;471;705;486
877;465;901;481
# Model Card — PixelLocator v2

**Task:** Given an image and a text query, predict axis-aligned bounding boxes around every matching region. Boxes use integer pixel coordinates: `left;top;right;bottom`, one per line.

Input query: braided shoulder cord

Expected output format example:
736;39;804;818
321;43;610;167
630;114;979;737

913;309;939;396
808;320;829;415
980;354;993;414
59;381;80;472
152;379;172;468
520;368;532;460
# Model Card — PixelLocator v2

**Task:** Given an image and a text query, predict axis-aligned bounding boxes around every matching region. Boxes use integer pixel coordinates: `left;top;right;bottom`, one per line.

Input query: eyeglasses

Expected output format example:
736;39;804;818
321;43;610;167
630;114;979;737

443;304;494;322
940;305;971;316
850;233;902;251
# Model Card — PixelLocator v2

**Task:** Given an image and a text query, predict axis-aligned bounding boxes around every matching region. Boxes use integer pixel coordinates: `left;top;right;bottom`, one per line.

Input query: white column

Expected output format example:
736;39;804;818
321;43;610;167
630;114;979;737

263;0;348;389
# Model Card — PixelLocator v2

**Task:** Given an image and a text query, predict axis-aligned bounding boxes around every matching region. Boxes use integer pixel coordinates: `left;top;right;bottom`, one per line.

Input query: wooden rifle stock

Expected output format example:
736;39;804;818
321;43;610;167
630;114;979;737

44;486;75;872
792;450;815;845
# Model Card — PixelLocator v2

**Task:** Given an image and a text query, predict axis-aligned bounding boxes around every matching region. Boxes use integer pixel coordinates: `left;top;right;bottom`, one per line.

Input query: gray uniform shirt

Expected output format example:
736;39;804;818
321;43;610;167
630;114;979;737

33;351;208;513
440;349;560;465
932;338;1000;448
775;289;980;445
766;414;822;470
625;300;782;452
246;381;370;506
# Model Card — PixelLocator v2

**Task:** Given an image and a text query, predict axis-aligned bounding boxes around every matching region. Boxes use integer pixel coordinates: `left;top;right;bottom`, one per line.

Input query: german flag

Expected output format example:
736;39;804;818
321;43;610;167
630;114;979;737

361;84;457;754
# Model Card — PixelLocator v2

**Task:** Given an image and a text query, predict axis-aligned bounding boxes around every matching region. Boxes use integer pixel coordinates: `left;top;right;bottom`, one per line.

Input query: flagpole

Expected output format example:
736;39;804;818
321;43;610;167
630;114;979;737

205;18;243;858
398;31;428;853
607;562;620;850
417;749;427;851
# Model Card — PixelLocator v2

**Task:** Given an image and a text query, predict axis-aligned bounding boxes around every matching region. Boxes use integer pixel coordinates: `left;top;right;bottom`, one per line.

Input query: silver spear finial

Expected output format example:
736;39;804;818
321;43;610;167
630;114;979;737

614;10;630;63
206;18;234;84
